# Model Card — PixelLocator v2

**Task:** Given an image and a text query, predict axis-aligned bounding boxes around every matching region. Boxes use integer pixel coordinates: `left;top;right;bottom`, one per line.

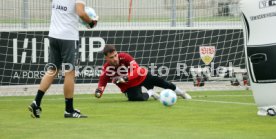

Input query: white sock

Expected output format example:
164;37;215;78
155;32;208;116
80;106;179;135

147;89;154;96
174;87;185;94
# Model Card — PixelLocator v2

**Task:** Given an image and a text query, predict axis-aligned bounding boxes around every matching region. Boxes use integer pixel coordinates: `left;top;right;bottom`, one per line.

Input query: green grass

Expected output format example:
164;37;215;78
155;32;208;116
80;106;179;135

1;90;276;139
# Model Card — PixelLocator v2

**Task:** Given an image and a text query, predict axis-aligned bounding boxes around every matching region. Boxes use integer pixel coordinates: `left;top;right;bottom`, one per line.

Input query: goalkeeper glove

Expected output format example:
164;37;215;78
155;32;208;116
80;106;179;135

88;16;99;28
95;88;103;98
112;76;128;84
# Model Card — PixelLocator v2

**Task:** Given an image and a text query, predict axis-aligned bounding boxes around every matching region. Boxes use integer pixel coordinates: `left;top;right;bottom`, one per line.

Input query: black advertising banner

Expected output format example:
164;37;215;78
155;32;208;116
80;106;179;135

0;29;244;85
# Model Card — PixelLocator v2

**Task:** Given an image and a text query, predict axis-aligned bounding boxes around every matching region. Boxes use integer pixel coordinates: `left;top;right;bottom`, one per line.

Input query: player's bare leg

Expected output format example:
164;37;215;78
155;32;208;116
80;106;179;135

39;69;58;92
64;70;75;99
63;70;87;118
28;69;58;118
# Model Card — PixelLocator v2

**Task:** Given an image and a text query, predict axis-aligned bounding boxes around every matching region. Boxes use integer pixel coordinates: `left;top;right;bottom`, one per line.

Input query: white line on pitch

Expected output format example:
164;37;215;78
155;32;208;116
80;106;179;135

193;95;252;97
191;99;255;106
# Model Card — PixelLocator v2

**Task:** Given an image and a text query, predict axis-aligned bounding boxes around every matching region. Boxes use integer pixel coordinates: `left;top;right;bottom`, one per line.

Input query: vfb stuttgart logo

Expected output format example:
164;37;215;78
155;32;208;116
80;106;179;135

199;46;216;65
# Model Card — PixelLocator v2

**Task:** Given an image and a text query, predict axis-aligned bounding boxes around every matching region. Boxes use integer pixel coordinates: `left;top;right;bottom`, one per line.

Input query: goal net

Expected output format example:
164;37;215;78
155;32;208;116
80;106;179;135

0;0;247;96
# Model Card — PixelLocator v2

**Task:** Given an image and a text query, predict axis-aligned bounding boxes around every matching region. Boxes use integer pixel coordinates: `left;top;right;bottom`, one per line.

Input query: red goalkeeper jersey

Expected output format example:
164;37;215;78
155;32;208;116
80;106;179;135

98;52;147;93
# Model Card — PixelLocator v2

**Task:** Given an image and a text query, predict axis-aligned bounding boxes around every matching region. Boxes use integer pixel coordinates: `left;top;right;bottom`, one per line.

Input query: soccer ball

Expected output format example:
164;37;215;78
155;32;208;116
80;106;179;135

80;7;97;26
159;89;177;106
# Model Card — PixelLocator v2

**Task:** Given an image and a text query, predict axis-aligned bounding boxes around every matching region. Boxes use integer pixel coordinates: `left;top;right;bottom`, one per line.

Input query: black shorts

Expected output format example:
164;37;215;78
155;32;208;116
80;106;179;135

124;72;176;101
48;37;79;70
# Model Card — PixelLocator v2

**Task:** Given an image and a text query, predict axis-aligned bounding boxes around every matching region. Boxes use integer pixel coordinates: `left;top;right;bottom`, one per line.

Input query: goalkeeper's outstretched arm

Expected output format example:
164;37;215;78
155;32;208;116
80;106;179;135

95;67;109;98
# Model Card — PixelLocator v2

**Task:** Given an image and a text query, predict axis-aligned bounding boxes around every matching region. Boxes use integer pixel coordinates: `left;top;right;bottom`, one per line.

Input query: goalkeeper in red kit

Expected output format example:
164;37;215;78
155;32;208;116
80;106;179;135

94;45;192;101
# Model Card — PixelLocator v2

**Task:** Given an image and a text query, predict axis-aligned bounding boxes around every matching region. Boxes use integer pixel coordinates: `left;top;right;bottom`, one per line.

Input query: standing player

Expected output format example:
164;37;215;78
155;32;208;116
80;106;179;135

94;45;192;101
28;0;98;118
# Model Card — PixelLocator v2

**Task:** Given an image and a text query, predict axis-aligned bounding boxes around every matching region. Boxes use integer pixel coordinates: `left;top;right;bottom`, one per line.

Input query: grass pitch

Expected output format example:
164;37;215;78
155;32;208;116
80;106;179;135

1;90;276;139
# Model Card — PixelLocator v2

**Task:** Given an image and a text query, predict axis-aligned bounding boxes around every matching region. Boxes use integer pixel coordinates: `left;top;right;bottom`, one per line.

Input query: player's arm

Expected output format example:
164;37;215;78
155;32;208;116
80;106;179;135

75;1;98;28
95;67;109;98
